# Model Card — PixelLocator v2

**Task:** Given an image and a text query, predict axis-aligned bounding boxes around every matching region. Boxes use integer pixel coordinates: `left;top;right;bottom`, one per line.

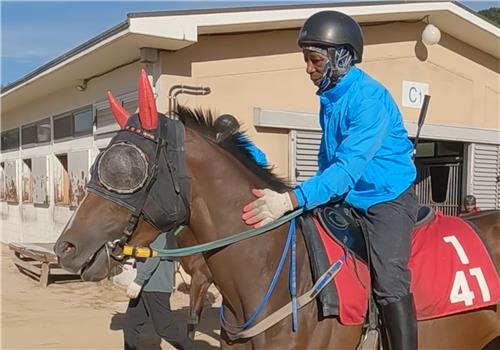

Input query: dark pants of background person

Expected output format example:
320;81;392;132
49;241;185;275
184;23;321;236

124;291;190;350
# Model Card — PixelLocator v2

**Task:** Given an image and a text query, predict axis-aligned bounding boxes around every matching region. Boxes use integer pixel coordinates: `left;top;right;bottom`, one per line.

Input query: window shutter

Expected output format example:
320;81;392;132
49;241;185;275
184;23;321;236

471;143;500;209
292;130;321;184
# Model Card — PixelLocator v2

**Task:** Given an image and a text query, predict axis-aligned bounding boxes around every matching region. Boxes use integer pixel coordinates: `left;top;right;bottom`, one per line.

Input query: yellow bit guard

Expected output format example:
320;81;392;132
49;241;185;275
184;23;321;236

122;245;157;258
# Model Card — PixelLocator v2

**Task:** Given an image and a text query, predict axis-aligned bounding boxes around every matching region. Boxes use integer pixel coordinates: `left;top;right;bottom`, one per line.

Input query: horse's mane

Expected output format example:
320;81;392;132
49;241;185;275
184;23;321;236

176;106;290;192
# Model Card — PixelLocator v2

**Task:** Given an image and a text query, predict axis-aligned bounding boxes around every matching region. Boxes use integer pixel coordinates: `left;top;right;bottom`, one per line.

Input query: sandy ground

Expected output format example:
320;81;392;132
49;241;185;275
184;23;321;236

0;244;221;350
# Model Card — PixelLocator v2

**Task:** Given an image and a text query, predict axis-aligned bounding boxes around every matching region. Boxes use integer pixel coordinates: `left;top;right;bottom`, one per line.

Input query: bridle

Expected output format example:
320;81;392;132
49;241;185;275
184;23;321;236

105;134;164;261
86;118;191;270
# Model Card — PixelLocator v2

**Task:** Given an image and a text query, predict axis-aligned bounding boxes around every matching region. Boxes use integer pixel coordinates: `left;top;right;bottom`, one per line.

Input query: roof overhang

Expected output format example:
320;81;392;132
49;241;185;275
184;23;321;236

2;1;498;112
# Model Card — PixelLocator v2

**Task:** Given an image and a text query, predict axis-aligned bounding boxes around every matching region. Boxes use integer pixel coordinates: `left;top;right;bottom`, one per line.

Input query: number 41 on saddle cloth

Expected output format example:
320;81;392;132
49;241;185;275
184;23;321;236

409;210;500;320
314;210;500;325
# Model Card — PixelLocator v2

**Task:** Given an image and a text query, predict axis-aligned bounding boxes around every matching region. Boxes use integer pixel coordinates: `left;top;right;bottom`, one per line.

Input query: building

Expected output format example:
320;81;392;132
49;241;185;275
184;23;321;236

1;1;499;243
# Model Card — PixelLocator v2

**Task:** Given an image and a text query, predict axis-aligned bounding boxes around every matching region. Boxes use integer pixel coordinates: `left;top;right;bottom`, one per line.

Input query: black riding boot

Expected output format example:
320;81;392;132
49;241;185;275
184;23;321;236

380;294;418;350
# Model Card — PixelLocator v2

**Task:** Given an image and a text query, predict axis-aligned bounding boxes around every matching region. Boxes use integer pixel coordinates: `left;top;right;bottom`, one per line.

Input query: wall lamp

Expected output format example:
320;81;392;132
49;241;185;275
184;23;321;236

75;80;88;92
422;23;441;46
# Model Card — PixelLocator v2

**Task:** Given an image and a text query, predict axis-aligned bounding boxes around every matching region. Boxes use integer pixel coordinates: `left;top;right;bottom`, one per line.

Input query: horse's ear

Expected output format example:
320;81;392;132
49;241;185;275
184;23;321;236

107;91;130;128
138;69;158;130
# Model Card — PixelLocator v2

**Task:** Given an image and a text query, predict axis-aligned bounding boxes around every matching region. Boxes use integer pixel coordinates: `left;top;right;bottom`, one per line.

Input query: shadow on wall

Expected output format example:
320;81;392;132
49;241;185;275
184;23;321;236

415;41;428;61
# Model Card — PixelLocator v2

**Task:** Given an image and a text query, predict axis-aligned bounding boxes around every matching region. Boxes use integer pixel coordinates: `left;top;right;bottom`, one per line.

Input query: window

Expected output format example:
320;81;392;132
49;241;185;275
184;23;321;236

1;128;20;151
95;92;137;134
36;118;51;143
21;124;37;146
73;108;93;136
54;106;93;141
21;159;33;203
437;141;462;157
415;142;435;158
415;141;463;159
54;154;70;205
21;118;52;147
123;99;138;115
96;108;115;130
54;114;73;140
430;166;450;203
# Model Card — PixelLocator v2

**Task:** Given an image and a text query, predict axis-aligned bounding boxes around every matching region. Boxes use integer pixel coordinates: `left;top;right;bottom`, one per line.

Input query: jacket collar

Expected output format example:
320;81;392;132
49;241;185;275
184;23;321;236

319;66;362;103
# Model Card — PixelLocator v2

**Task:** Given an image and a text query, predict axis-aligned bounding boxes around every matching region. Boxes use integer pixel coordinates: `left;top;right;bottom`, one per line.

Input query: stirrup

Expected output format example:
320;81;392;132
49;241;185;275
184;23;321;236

356;328;380;350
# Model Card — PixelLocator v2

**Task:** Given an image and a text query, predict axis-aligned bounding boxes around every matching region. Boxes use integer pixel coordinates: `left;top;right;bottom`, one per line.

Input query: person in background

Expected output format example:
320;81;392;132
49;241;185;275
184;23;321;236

242;11;419;350
459;195;481;216
123;232;191;350
214;114;269;168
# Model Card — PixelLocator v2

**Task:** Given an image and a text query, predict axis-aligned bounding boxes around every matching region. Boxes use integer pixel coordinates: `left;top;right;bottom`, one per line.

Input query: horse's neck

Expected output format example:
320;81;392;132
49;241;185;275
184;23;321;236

192;204;312;324
187;139;314;324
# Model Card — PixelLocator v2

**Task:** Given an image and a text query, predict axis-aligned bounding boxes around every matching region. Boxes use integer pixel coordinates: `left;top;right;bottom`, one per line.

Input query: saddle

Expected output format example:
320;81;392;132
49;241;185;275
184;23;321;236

314;203;368;263
301;203;436;318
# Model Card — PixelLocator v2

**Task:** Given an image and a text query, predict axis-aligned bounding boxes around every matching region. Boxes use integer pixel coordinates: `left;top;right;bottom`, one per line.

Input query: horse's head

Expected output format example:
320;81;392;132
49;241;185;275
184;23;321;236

54;70;191;281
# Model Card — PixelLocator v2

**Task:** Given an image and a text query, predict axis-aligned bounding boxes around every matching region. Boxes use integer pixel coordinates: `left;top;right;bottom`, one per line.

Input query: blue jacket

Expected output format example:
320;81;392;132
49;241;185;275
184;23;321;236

239;134;269;168
293;67;416;212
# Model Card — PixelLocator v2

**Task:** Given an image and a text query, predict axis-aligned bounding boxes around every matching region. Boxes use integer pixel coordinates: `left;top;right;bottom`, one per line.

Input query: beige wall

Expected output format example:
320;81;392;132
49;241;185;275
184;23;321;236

158;23;499;177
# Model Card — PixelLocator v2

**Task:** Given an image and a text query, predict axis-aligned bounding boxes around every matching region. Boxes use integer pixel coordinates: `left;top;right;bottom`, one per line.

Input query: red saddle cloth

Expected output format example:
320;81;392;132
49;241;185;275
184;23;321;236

313;210;500;325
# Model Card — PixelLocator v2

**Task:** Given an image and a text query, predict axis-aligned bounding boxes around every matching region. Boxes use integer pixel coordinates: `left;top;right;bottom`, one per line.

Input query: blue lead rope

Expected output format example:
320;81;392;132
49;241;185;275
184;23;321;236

289;220;298;332
220;218;298;334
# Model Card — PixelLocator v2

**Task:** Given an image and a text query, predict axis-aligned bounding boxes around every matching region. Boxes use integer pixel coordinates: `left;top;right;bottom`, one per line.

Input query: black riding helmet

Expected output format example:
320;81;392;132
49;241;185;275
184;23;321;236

215;114;240;133
215;114;240;141
298;10;364;63
464;195;477;205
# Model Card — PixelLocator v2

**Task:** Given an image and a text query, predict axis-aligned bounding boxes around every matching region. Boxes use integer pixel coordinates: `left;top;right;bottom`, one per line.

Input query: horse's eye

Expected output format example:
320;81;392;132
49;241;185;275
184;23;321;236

97;143;148;193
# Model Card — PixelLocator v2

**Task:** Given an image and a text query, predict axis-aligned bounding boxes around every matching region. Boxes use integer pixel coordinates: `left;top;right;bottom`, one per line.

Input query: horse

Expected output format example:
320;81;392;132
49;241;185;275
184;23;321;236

54;72;499;349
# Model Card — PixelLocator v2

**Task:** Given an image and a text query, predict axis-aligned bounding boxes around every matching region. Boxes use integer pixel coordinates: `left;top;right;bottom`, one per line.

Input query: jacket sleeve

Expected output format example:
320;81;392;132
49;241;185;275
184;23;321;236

294;98;390;210
317;136;328;174
133;233;167;286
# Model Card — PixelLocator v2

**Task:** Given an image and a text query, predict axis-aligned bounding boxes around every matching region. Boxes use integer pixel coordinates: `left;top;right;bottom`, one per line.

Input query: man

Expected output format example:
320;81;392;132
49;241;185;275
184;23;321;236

215;114;269;168
241;11;419;350
124;232;190;350
459;195;481;216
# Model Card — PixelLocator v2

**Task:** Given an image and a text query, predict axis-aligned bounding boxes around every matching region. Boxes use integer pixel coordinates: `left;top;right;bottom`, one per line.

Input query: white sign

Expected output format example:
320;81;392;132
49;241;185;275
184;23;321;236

402;80;429;108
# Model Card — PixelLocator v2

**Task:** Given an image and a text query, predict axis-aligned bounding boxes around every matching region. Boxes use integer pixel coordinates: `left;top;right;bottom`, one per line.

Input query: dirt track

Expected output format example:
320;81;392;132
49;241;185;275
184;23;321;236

0;244;221;349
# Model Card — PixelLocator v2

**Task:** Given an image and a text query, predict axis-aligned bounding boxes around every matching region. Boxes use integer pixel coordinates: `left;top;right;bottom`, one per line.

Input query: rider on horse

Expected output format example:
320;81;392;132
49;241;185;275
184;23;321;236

215;113;269;168
242;11;419;350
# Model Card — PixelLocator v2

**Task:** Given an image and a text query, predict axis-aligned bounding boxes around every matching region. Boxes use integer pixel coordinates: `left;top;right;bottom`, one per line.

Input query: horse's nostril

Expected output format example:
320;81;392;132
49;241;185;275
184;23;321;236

62;242;76;255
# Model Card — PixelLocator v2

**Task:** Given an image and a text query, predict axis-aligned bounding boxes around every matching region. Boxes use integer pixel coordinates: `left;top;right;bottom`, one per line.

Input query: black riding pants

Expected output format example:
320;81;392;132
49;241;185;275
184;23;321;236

123;291;189;350
360;187;419;306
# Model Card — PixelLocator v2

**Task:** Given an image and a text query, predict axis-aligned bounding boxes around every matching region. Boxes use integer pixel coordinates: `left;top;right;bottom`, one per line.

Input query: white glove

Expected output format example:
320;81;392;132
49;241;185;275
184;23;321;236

242;189;293;228
126;281;142;299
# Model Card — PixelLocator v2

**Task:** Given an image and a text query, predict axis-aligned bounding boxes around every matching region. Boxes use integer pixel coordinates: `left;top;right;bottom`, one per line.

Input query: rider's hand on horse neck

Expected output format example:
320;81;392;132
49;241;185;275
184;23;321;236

242;189;295;228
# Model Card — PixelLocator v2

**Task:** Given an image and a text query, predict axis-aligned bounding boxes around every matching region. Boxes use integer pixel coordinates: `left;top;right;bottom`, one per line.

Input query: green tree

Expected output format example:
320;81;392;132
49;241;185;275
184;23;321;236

478;7;500;26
